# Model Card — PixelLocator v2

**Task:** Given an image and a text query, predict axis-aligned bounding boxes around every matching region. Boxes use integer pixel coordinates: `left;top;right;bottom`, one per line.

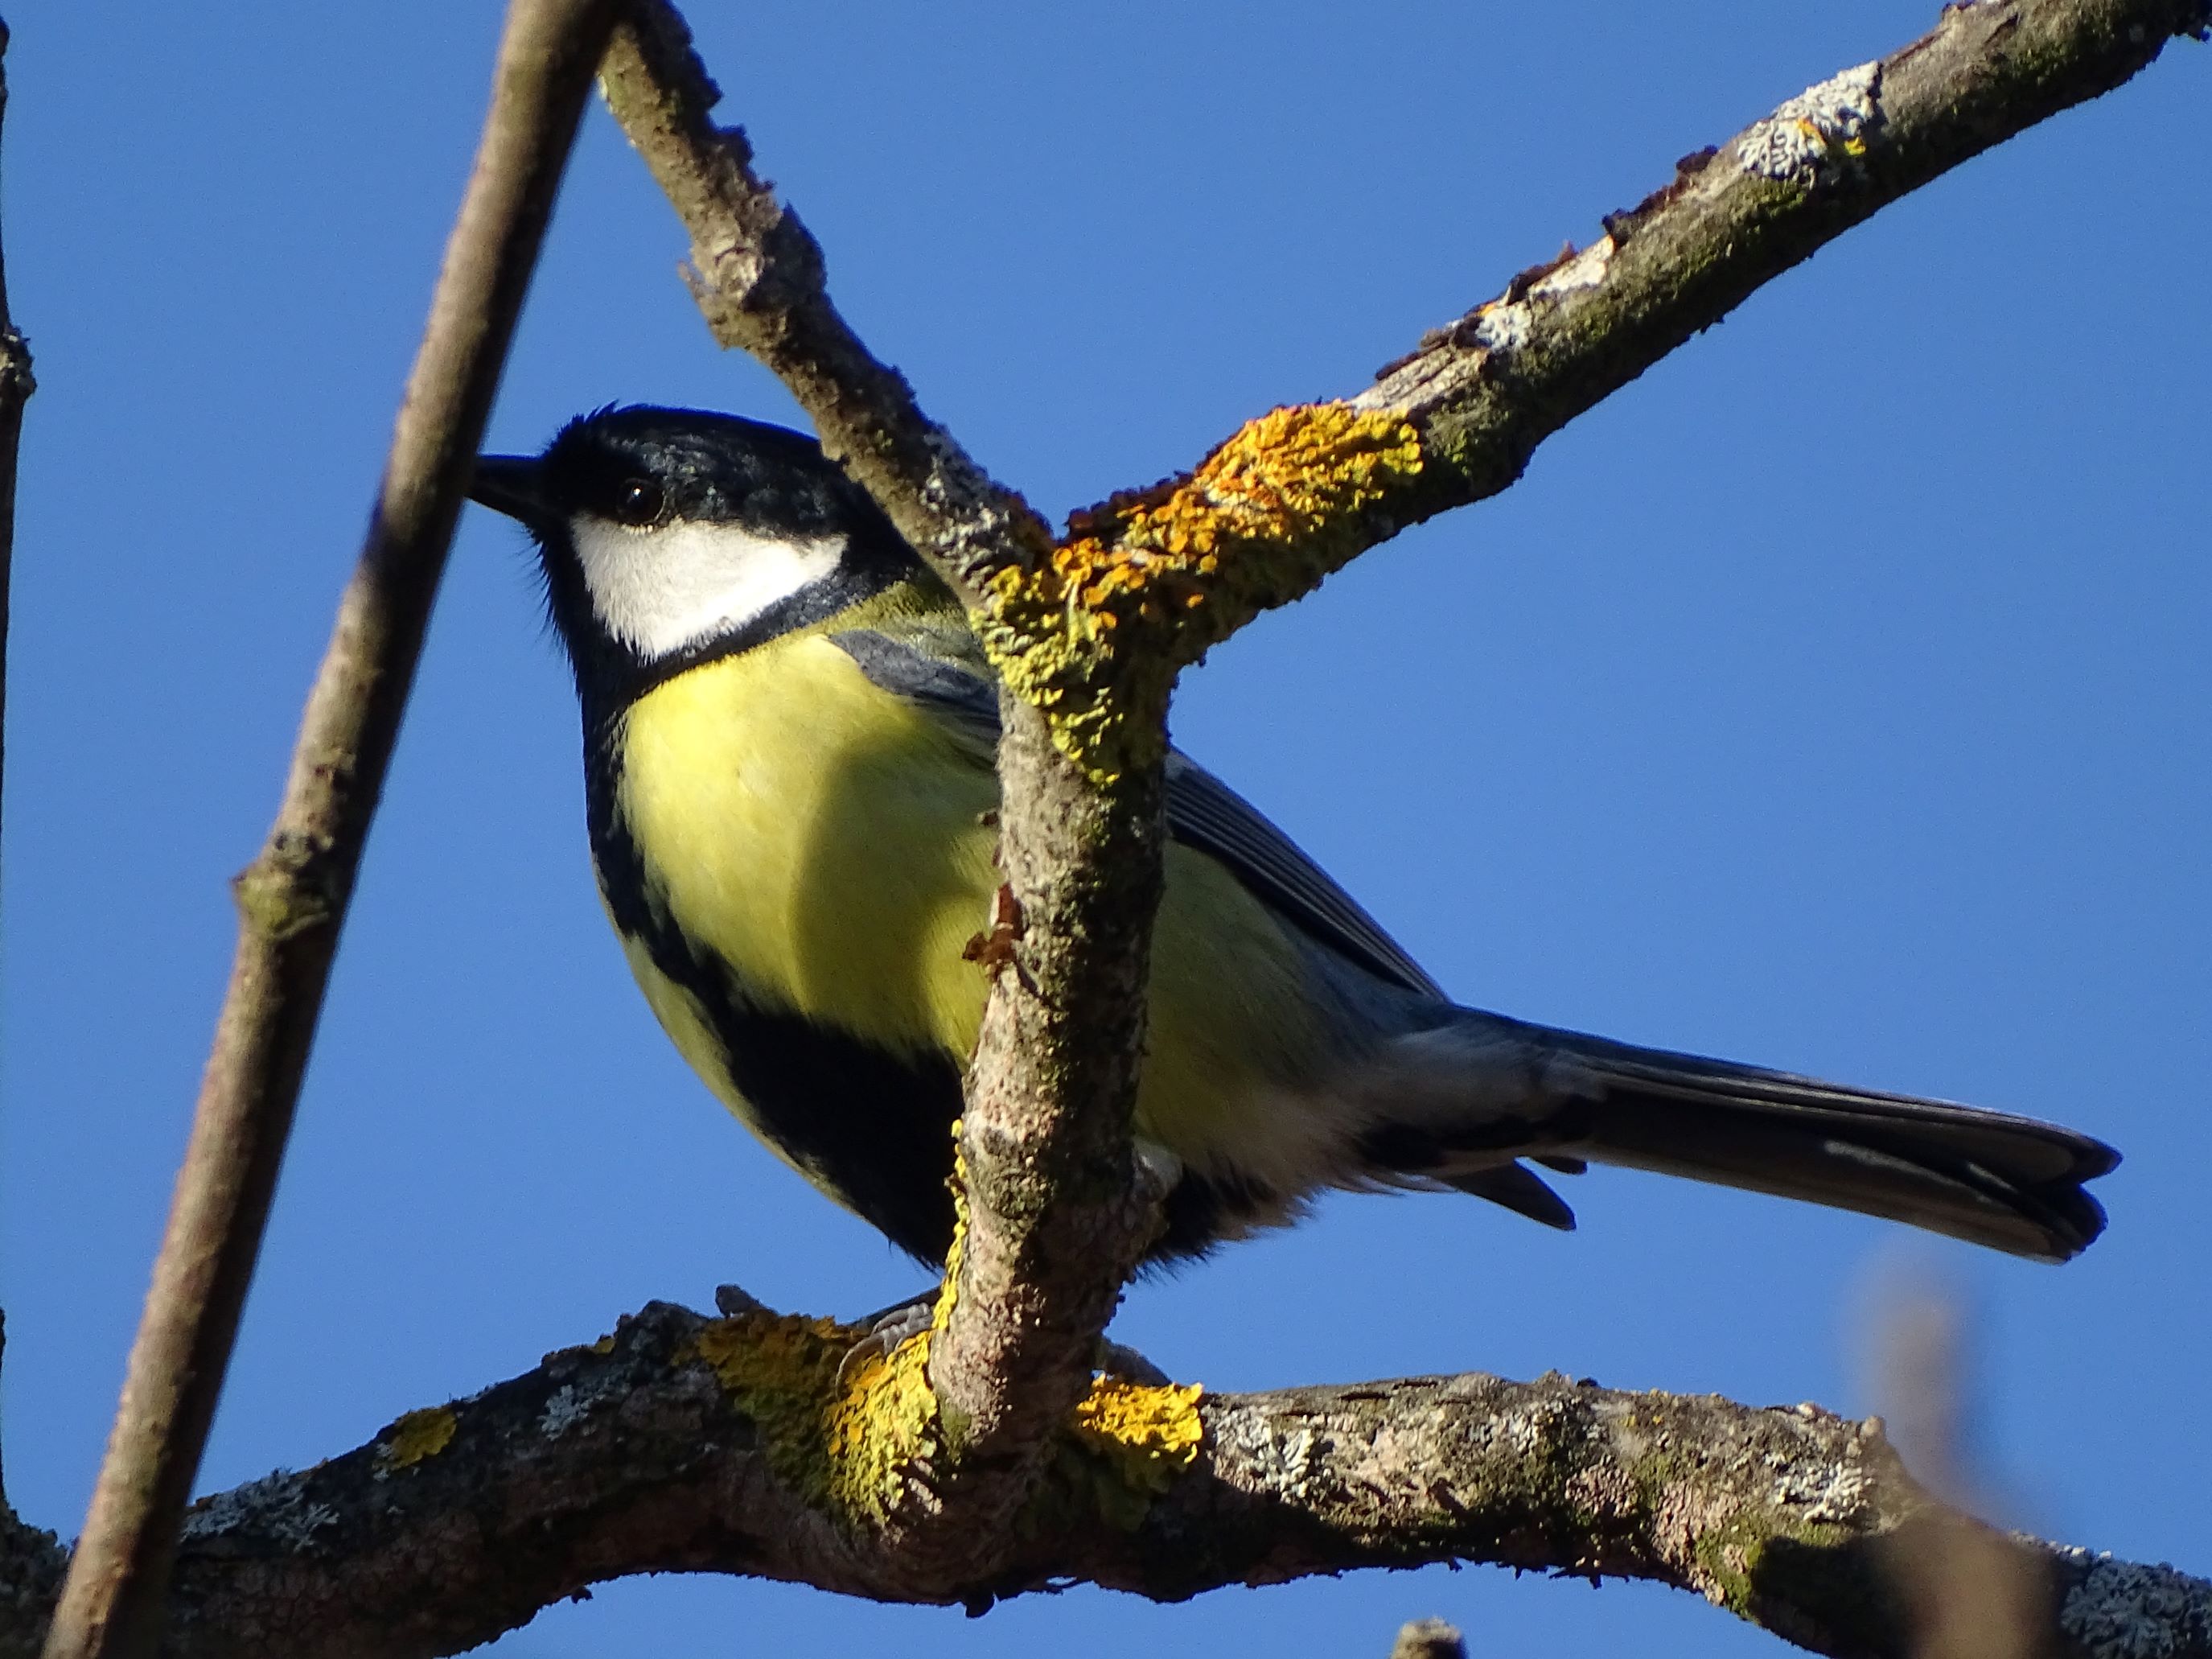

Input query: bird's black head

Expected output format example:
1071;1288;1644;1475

471;405;924;710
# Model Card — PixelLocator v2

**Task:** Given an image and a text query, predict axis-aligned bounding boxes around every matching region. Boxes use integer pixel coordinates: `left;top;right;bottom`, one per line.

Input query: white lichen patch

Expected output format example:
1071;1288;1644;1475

1273;1424;1326;1499
2056;1549;2212;1659
180;1468;339;1549
1493;1397;1574;1460
1770;1457;1873;1525
540;1383;588;1439
1470;301;1532;353
1215;1414;1338;1501
1531;235;1617;300
1736;62;1883;186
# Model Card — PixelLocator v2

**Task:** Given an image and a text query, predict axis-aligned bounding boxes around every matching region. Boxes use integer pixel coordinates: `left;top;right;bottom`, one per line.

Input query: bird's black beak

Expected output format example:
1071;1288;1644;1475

468;454;553;527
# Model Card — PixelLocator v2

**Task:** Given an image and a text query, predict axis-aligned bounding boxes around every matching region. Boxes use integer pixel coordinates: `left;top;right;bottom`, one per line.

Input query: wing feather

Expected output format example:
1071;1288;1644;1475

828;628;1441;996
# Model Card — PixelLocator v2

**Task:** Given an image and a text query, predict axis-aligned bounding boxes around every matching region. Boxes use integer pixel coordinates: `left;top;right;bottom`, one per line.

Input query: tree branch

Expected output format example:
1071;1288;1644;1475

598;2;1169;1566
0;9;60;1632
2;1304;2202;1659
980;0;2212;781
35;6;621;1656
589;0;2206;1588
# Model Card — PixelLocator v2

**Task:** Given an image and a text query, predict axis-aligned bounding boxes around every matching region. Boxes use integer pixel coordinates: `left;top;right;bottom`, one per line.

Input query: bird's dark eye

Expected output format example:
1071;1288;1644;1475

611;476;665;526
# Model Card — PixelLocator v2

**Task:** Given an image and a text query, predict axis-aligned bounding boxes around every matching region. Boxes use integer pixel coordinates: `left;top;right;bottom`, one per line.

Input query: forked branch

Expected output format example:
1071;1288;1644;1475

587;0;2209;1594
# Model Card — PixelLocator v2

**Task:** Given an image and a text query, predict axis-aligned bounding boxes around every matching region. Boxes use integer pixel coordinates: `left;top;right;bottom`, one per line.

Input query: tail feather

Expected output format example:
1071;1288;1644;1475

1447;1161;1577;1231
1374;1016;2117;1262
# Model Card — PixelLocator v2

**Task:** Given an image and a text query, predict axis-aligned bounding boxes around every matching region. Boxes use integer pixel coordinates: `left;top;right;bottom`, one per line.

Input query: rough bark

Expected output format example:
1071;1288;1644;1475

0;1303;2203;1659
599;1;1170;1563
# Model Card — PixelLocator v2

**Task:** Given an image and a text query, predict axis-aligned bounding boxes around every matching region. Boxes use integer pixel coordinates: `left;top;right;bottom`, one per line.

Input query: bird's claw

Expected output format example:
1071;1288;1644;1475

837;1295;935;1385
828;1291;1172;1387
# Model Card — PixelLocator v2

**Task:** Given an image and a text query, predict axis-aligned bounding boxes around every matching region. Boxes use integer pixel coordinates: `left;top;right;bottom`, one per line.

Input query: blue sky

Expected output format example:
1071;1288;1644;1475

2;6;2205;1655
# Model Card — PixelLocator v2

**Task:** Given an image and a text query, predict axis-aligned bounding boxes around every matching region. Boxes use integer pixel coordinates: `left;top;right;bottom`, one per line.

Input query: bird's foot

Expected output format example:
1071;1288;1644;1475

830;1291;1174;1387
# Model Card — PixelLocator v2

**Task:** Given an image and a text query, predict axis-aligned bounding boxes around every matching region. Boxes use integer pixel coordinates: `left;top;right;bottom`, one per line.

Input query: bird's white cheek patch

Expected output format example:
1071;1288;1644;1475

569;515;846;660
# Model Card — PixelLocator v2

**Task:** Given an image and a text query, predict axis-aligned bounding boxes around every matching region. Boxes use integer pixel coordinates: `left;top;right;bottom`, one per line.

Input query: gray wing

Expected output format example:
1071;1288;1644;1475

829;626;1001;748
829;628;1444;998
1158;752;1443;998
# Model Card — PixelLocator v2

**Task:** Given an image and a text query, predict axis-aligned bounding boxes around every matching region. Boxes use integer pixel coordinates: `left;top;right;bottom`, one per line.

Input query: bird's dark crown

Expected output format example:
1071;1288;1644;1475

537;404;889;540
471;405;933;718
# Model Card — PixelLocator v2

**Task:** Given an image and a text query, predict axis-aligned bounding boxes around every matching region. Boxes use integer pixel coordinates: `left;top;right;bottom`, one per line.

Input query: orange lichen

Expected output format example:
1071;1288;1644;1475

979;401;1424;779
539;1332;619;1367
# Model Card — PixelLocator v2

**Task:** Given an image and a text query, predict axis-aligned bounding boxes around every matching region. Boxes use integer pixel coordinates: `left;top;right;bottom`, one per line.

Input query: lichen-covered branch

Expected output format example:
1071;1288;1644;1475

35;6;621;1657
981;0;2210;782
587;0;2206;1601
0;1303;2201;1659
598;0;1170;1558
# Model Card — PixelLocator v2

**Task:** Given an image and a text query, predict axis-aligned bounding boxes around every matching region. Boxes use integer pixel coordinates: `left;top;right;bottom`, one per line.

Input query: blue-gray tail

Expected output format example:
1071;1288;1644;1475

1359;1013;2116;1262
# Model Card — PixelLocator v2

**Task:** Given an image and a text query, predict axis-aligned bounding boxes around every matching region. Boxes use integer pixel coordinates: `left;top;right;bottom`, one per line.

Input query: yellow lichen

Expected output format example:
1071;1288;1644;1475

540;1331;619;1367
820;1326;942;1514
684;1130;1206;1533
689;1306;944;1525
1037;1376;1207;1532
932;1124;968;1342
378;1405;458;1472
979;401;1424;780
1073;1377;1205;1476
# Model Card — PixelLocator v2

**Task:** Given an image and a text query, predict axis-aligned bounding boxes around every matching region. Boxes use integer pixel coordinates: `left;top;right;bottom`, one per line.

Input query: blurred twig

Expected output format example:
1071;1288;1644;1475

1870;1277;2045;1659
35;4;619;1655
1390;1617;1469;1659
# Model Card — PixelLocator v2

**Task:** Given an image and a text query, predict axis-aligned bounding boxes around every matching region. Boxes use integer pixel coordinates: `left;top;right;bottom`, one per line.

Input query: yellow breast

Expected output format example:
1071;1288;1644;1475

616;635;1001;1064
609;630;1344;1201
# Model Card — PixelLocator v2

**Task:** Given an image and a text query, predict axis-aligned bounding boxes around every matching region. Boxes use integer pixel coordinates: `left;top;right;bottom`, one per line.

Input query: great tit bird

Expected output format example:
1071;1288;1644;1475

470;405;2115;1270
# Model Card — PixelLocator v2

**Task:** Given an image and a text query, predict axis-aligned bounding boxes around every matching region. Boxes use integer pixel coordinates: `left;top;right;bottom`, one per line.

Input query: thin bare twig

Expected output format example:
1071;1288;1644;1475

0;15;34;943
35;5;620;1655
3;1302;2205;1659
0;21;40;1603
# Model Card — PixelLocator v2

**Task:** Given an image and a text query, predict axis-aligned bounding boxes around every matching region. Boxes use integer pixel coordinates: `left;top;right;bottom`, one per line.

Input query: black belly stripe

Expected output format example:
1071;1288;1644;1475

585;724;964;1264
703;998;965;1266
